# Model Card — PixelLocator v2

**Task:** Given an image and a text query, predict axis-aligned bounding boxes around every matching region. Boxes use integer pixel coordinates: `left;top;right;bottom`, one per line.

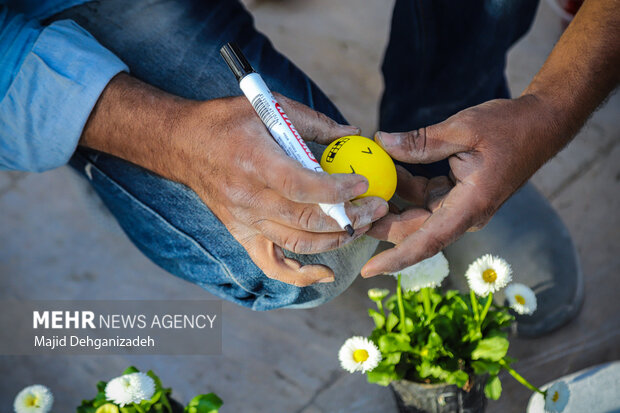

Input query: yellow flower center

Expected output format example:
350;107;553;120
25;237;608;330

552;391;559;402
482;269;498;283
24;394;39;407
420;348;429;357
353;349;369;363
515;294;526;305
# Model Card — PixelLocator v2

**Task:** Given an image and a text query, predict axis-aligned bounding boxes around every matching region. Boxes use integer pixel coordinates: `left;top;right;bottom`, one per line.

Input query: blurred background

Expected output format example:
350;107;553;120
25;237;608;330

1;0;618;411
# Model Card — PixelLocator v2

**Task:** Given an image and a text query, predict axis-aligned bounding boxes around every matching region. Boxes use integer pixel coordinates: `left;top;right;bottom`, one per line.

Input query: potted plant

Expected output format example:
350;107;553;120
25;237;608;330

76;366;223;413
338;253;569;413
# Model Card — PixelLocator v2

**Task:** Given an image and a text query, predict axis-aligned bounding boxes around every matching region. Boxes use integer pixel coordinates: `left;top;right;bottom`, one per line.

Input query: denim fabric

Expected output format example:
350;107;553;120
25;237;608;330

381;0;538;178
53;0;538;310
54;0;379;311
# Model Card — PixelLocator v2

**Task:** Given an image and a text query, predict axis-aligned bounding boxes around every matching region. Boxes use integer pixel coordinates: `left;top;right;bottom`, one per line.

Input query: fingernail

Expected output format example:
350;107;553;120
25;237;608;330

351;179;369;198
361;269;375;278
376;131;397;148
339;124;361;136
318;276;335;283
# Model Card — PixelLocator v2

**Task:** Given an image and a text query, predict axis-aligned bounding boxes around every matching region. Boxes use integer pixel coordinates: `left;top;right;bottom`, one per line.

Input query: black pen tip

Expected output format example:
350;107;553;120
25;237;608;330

345;225;355;237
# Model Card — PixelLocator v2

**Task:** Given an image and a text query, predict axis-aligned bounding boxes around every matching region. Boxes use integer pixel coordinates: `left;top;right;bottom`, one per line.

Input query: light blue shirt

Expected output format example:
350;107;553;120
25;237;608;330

0;0;128;172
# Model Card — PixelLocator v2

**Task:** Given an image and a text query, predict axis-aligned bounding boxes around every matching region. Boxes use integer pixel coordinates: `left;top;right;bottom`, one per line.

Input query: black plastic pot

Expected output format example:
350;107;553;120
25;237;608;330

170;398;185;413
390;376;487;413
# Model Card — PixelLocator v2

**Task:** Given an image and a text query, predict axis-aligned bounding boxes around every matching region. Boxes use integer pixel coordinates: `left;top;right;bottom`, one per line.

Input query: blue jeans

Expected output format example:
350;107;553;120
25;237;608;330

53;0;538;310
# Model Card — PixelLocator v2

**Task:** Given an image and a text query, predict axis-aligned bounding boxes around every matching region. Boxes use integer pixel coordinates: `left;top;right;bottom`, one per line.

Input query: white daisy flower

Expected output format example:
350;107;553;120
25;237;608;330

338;336;382;373
392;252;450;292
368;288;390;301
505;283;537;315
13;384;54;413
544;381;570;412
465;254;512;297
105;372;156;407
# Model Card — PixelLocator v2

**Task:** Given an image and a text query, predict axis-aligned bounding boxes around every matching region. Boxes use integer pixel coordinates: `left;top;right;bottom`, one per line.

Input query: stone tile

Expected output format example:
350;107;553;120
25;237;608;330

311;372;397;413
0;172;10;194
0;170;27;196
243;0;395;136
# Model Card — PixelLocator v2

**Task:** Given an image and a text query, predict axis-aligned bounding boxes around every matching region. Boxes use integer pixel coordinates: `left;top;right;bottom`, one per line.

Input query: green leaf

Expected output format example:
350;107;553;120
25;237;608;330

368;308;385;329
471;360;501;375
417;362;449;381
366;362;401;386
484;375;502;400
123;366;140;375
472;336;509;361
147;370;164;392
385;312;400;333
185;393;223;413
446;370;469;388
378;333;413;353
159;392;173;413
383;352;402;365
427;331;443;349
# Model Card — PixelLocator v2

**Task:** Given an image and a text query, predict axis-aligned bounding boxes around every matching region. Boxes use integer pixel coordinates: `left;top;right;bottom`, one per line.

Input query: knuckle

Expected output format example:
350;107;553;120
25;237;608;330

280;173;303;201
297;204;321;230
402;128;429;159
283;234;312;254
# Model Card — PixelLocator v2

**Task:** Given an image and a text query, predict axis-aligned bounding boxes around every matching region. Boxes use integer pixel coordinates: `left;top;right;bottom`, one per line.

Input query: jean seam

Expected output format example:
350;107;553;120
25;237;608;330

81;156;257;295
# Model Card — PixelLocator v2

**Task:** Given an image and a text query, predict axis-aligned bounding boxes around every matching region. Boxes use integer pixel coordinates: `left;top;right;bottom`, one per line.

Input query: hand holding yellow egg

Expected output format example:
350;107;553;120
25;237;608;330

320;135;397;202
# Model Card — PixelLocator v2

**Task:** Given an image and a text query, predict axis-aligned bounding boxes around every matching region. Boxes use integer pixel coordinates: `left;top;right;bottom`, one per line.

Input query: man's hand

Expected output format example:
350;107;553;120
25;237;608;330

361;0;619;278
361;96;559;278
81;74;389;287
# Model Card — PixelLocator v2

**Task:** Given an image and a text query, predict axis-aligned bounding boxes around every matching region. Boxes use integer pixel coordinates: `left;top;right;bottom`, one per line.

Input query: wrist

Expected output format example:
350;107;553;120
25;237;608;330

80;73;200;183
514;92;571;162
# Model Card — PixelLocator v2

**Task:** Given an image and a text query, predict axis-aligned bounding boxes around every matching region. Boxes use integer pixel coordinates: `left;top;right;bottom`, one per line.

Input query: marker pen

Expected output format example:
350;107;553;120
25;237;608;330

220;42;355;236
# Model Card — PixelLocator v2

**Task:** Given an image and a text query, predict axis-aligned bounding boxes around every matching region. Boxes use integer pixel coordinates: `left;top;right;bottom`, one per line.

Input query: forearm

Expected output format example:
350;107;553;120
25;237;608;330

523;0;620;145
80;73;202;184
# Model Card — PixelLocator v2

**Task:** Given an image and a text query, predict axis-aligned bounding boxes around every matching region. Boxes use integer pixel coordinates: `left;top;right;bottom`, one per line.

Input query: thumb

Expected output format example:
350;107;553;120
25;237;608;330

276;94;360;144
374;119;471;164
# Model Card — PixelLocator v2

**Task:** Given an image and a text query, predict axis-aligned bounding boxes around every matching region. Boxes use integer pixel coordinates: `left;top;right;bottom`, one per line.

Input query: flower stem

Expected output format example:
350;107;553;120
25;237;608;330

377;300;385;318
479;292;494;325
499;359;545;395
469;290;480;323
134;405;147;413
421;287;432;318
397;274;407;333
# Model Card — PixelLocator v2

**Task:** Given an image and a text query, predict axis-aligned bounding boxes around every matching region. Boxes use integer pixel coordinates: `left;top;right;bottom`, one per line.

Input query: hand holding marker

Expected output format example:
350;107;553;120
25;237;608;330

220;42;355;236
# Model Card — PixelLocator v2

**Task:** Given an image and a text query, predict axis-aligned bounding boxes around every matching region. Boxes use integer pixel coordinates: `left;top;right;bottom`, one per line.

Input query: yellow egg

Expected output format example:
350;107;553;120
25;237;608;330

320;135;397;201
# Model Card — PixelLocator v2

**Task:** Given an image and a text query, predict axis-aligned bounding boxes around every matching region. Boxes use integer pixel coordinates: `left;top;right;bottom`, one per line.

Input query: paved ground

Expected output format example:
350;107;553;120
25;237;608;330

1;0;618;411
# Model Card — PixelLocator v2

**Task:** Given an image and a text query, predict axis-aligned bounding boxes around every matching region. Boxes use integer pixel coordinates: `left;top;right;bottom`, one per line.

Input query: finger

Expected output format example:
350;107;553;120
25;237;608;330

362;184;479;277
256;220;372;254
424;176;453;211
237;190;388;232
395;165;428;206
374;119;472;164
276;94;361;144
259;153;369;204
246;234;335;287
366;208;431;244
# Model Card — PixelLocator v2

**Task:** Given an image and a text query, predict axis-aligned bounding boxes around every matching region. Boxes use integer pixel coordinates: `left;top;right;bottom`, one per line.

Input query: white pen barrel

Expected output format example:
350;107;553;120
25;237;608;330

239;73;323;173
239;72;353;233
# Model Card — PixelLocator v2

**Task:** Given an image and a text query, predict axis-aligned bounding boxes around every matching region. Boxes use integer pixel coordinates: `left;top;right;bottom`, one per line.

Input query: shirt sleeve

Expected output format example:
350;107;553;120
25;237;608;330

0;7;129;172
